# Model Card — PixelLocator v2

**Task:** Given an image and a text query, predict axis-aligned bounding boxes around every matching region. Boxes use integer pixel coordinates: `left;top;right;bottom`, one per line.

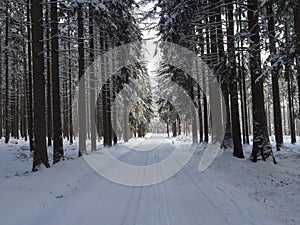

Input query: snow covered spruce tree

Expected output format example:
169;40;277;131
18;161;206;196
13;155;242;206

155;0;200;143
68;0;145;149
153;0;244;154
247;0;272;161
92;0;144;147
0;0;299;167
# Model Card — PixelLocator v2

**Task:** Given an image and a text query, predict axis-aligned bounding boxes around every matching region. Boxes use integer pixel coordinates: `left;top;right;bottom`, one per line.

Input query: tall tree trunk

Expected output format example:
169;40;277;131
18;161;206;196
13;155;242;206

284;22;296;144
237;0;250;144
5;1;10;144
20;6;28;141
221;85;232;148
197;85;203;142
203;94;209;142
241;57;249;144
286;68;296;144
89;3;96;151
226;0;243;158
51;0;64;163
102;38;112;147
267;4;283;150
13;77;19;139
238;52;246;144
11;76;15;138
63;80;69;140
203;18;210;143
27;0;34;151
294;2;300;118
68;12;73;145
46;3;52;147
78;3;86;156
248;0;271;161
102;84;109;146
31;0;50;171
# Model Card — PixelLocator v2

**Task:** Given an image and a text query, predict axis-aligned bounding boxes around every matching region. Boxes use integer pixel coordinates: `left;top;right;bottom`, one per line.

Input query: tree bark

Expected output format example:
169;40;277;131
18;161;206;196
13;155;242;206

31;0;50;170
51;0;64;163
27;0;34;151
248;0;271;161
226;0;243;158
78;3;86;156
5;1;10;144
89;3;96;151
267;4;283;150
294;2;300;119
68;12;73;145
46;3;52;147
197;85;203;142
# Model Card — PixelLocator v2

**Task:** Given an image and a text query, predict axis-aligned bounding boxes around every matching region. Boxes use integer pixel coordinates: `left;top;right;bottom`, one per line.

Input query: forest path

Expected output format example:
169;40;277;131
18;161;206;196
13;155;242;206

0;134;288;225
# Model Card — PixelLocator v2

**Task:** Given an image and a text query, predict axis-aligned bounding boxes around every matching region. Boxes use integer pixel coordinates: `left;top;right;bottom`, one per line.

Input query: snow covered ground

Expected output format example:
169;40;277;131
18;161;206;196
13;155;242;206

0;134;299;225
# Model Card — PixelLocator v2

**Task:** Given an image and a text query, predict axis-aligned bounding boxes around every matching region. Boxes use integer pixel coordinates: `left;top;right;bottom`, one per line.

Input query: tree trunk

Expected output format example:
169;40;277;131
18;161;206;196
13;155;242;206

27;0;34;151
123;97;129;142
63;80;69;140
286;68;296;144
78;3;86;156
46;4;52;147
51;1;64;163
68;12;73;145
226;0;244;158
166;120;169;137
242;60;249;144
177;116;181;135
203;94;209;142
221;85;232;148
237;1;250;144
31;0;50;171
284;22;296;144
5;1;10;144
172;120;177;137
197;85;203;142
248;0;271;161
267;4;283;150
89;3;96;151
20;6;28;141
294;2;300;118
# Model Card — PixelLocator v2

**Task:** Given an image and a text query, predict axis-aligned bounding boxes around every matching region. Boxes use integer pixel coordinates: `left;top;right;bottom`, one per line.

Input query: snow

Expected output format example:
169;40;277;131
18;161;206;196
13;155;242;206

0;135;299;225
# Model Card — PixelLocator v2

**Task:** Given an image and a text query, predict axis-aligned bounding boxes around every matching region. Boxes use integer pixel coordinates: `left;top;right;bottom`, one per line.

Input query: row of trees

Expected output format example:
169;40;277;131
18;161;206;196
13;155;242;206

0;0;299;171
0;0;153;171
147;0;300;161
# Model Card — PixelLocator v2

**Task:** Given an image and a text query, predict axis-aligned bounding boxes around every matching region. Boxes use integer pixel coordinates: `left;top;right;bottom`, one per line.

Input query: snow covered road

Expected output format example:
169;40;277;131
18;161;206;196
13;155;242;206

0;135;295;225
